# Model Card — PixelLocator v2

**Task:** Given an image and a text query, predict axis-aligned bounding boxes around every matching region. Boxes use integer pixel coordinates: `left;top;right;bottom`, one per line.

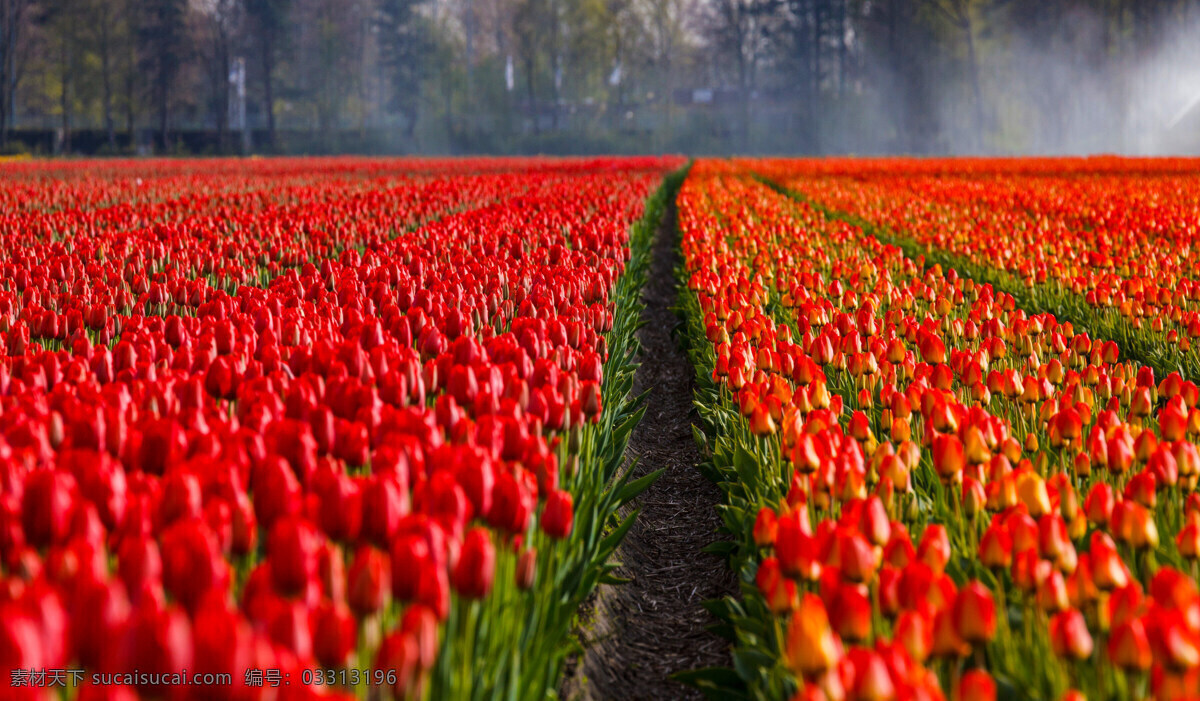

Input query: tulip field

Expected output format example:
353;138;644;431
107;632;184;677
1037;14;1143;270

679;159;1200;701
0;156;683;700
4;155;1200;701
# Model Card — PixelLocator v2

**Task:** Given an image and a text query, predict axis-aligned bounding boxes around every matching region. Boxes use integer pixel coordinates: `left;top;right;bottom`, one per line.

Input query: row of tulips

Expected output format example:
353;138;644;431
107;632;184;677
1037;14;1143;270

676;160;1200;701
0;156;682;700
747;158;1200;382
0;162;654;368
0;156;604;215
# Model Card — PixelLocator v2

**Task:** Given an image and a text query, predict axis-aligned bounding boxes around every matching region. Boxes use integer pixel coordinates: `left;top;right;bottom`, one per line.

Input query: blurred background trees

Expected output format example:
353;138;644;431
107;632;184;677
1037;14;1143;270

2;0;1199;155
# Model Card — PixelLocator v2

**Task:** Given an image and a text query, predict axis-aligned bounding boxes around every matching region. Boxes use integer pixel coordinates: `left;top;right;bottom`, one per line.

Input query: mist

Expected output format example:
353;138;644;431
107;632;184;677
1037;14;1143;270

954;2;1200;156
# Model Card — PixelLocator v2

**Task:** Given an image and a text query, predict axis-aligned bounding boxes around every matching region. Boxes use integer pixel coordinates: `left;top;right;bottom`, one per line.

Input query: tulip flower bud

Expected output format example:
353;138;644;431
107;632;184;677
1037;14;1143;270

932;433;965;484
859;497;891;548
541;489;574;539
312;602;356;668
399;604;440;673
978;523;1013;570
829;583;872;643
1016;471;1051;517
453;527;495;600
121;600;194;696
1128;503;1159;550
22;469;77;548
756;557;797;615
920;334;946;365
1035;568;1069;613
1049;608;1093;661
516;548;537;590
952;581;997;646
581;381;602;419
783;594;842;678
267;516;320;597
488;470;533;535
376;629;421;700
962;477;986;518
753;507;778;547
836;531;879;584
361;474;409;548
849;648;897;696
1178;520;1200;560
917;525;951;575
895;609;932;663
957;670;996;701
931;606;969;659
1108;618;1152;671
388;528;434;602
348;545;391;616
749;403;776;436
160;518;231;614
776;508;818;581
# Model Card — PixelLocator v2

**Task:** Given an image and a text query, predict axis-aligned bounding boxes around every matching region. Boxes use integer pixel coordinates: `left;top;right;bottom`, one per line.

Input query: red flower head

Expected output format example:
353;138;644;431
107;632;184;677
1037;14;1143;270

453;527;496;600
541;489;574;539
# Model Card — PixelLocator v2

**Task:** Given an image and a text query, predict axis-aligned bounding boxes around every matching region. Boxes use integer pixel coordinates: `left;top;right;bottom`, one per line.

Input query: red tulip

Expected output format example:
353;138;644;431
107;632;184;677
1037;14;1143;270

541;489;574;539
1109;618;1153;671
401;604;441;671
488;470;534;535
957;670;996;701
756;556;797;615
376;629;421;700
895;609;932;663
312;602;356;668
783;593;842;678
917;524;951;574
776;507;818;580
1049;608;1094;660
349;545;391;616
829;583;872;643
268;516;320;596
453;527;495;600
516;548;538;590
390;531;434;601
932;433;964;483
119;601;193;697
753;507;778;547
160;518;231;613
361;474;410;547
267;598;313;661
21;468;76;548
952;581;997;645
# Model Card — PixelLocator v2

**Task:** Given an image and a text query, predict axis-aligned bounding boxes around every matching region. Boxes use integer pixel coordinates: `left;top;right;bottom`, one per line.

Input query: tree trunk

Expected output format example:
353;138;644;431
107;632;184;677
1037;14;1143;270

215;40;229;153
524;55;538;134
60;26;71;154
125;11;136;143
837;0;847;97
261;34;276;148
160;81;170;152
962;15;985;151
100;13;115;149
0;0;25;147
811;0;823;152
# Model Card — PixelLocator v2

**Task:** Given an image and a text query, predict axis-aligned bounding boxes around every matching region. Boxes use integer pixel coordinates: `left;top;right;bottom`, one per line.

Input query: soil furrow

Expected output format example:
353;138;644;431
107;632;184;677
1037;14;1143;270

565;182;736;701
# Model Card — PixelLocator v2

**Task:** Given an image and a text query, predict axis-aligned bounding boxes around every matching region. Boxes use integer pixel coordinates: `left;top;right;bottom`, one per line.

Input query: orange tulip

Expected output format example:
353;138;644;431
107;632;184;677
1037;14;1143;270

1108;618;1153;671
1049;608;1094;660
952;581;997;646
956;670;996;701
783;593;842;678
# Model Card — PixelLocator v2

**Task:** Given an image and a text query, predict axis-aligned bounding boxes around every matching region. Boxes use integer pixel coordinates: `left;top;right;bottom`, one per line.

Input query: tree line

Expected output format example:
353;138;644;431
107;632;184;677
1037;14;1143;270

0;0;1197;155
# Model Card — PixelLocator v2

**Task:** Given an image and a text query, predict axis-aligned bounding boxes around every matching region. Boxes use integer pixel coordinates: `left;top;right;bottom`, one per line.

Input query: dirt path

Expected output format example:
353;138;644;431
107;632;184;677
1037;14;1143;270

566;184;736;700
